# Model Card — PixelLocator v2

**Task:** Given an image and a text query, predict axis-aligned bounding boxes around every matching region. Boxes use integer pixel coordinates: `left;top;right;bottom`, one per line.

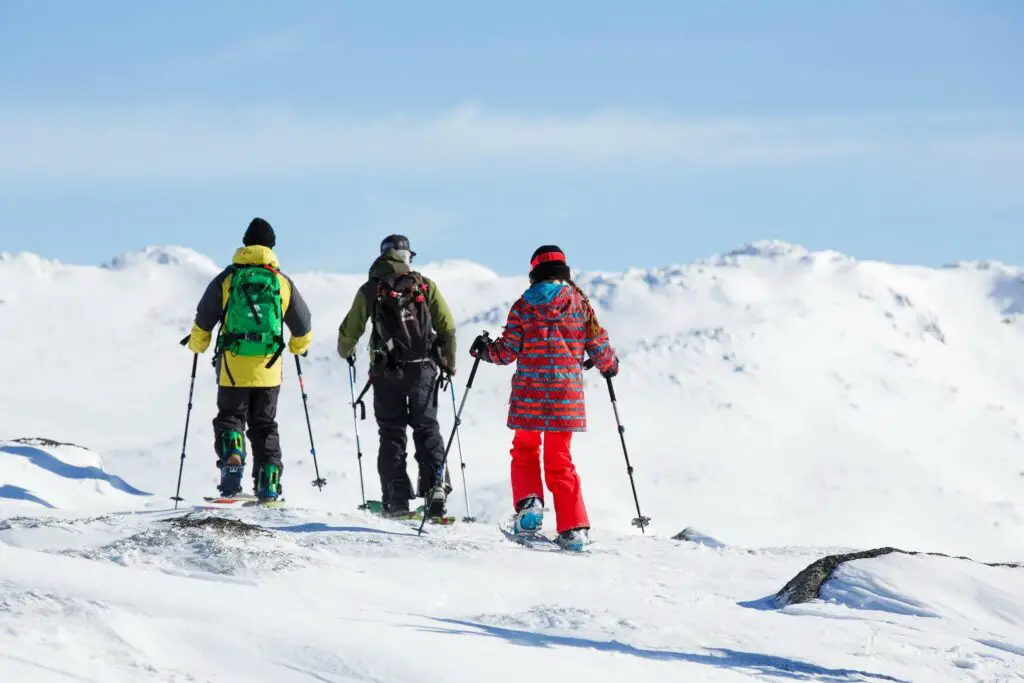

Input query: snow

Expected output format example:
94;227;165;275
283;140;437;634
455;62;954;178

0;439;151;513
101;245;220;276
2;240;1024;681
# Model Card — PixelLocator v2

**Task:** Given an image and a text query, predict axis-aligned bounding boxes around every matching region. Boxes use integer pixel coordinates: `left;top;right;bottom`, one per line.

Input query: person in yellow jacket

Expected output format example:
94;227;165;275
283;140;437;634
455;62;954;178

186;218;313;500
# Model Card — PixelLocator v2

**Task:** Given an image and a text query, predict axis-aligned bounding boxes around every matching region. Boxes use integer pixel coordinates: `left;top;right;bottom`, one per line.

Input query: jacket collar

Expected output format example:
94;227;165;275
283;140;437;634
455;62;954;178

232;246;280;269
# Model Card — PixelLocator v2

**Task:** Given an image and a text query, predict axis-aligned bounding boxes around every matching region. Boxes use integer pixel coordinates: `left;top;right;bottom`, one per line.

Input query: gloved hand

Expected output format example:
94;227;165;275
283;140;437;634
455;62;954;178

346;354;356;368
469;334;490;360
600;357;620;379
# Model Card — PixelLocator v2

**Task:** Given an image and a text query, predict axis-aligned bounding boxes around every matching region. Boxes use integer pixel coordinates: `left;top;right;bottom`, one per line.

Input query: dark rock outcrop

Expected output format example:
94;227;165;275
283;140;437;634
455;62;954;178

775;547;1022;608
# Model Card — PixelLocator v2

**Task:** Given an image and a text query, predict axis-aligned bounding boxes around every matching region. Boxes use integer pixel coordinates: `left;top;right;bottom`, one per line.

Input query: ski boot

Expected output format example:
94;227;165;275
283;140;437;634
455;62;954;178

255;463;282;501
425;484;448;519
383;499;412;519
217;431;246;497
513;496;544;534
555;528;590;553
423;465;449;519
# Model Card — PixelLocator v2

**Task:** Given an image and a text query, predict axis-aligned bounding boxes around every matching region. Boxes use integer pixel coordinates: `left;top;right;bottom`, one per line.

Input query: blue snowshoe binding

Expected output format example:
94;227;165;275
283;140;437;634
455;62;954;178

513;496;544;534
217;431;246;497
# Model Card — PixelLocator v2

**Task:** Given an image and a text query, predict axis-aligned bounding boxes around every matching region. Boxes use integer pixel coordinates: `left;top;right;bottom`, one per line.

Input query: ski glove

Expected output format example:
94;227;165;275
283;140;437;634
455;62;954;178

469;334;491;362
600;356;620;379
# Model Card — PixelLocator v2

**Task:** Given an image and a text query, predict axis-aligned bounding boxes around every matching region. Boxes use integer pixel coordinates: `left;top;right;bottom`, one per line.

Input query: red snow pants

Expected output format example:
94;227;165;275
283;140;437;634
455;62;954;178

510;430;590;533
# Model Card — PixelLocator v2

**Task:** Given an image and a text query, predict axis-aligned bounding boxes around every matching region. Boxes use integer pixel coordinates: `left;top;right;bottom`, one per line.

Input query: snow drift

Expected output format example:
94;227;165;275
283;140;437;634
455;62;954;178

0;438;151;512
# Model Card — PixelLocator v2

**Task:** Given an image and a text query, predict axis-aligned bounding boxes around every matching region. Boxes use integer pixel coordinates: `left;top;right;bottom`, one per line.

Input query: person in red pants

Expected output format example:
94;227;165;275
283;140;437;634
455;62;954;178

470;245;619;551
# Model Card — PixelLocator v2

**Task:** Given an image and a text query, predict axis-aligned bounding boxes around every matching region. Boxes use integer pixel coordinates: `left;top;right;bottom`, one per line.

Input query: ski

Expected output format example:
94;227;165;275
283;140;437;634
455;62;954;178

201;494;287;509
362;499;456;525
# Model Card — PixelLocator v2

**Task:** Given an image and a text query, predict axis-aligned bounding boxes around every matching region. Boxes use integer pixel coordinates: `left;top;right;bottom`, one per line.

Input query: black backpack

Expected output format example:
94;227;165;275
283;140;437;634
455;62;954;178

370;271;437;366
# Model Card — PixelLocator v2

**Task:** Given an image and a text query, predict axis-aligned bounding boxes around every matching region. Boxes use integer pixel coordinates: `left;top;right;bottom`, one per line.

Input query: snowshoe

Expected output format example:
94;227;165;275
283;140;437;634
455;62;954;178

513;496;544;534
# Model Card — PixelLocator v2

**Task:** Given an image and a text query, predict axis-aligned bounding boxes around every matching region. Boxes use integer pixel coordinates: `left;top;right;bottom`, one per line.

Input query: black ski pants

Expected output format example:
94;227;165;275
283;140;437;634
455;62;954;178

372;361;449;507
213;386;283;489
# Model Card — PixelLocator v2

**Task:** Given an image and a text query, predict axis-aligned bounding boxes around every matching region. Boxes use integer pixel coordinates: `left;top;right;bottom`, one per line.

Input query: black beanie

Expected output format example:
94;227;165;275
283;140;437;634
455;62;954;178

529;244;571;283
243;217;276;248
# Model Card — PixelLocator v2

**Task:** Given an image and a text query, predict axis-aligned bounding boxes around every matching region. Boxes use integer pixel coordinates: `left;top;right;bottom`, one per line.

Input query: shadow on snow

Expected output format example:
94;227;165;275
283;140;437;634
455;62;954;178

0;485;55;508
423;618;908;682
0;445;151;497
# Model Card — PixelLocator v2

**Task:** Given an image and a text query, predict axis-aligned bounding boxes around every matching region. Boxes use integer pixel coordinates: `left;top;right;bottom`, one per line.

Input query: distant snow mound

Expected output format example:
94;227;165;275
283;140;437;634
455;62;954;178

419;260;500;281
102;246;219;275
709;240;852;268
0;439;152;512
0;251;65;278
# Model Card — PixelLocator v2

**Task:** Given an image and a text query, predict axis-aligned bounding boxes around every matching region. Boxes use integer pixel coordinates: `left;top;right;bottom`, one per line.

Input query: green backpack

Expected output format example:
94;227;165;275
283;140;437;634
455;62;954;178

216;265;285;369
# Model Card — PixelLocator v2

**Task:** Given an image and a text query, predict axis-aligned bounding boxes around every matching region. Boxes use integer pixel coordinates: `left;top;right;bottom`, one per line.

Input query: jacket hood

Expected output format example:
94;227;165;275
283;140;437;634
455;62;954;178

369;249;412;278
522;281;572;319
232;246;280;268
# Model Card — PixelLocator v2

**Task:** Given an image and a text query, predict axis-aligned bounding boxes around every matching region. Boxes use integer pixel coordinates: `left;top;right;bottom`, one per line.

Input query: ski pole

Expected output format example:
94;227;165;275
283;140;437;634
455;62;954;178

347;363;368;509
418;331;490;535
172;337;198;509
604;374;651;533
295;355;326;490
450;381;476;523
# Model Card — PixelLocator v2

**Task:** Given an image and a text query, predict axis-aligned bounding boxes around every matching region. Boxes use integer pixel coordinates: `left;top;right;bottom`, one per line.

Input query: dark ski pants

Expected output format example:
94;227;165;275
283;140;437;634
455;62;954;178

213;385;283;490
372;361;449;508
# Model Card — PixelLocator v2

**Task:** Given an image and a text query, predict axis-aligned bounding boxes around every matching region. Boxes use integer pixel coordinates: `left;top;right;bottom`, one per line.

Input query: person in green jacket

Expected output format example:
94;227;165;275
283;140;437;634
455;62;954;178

337;235;458;517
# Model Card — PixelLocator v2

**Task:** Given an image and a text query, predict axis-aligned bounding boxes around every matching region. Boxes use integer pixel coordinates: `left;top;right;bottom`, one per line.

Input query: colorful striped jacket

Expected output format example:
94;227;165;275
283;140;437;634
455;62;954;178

481;281;617;432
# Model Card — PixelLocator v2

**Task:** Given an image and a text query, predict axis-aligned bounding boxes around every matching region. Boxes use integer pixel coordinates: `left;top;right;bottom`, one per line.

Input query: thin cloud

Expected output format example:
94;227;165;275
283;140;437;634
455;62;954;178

0;104;1020;182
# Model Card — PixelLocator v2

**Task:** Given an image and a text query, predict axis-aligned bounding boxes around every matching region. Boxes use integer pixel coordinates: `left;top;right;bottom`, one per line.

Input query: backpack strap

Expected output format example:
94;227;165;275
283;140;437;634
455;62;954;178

263;272;286;369
212;265;240;385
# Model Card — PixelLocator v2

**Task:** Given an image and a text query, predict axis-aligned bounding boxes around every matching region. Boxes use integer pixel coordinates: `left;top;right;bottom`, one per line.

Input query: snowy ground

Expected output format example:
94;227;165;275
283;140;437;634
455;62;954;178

2;481;1022;682
2;241;1024;681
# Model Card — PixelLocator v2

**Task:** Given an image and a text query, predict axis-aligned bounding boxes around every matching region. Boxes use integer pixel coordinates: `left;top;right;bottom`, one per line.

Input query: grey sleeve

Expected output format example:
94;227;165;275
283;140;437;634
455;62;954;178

283;275;313;337
194;270;229;331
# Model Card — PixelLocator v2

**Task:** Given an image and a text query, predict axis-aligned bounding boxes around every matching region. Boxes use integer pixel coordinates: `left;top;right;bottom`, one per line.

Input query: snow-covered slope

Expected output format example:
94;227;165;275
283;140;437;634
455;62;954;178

2;504;1022;682
0;438;151;512
2;241;1024;681
3;241;1022;558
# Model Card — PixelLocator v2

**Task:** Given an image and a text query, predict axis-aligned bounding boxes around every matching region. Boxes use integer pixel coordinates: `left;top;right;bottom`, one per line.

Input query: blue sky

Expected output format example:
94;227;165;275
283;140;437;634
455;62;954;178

1;0;1021;273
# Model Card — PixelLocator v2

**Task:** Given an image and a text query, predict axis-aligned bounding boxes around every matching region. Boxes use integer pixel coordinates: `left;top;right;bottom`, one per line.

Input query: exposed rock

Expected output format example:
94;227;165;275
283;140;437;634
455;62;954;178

775;547;1023;608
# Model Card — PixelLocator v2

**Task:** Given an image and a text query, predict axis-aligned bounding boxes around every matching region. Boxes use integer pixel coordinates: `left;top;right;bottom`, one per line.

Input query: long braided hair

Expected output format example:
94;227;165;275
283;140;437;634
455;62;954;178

567;279;602;339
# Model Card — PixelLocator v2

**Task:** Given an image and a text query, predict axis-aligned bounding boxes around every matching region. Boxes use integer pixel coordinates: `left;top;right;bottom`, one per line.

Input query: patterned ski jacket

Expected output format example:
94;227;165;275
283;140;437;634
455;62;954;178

481;281;617;432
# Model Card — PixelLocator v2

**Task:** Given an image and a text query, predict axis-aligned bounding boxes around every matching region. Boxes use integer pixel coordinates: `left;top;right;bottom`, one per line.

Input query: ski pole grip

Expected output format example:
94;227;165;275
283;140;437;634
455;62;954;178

465;330;491;389
606;375;617;402
179;335;191;347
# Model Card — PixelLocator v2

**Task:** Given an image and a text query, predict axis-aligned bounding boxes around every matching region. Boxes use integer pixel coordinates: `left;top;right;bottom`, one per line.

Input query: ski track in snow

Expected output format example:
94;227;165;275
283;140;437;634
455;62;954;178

2;241;1024;681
